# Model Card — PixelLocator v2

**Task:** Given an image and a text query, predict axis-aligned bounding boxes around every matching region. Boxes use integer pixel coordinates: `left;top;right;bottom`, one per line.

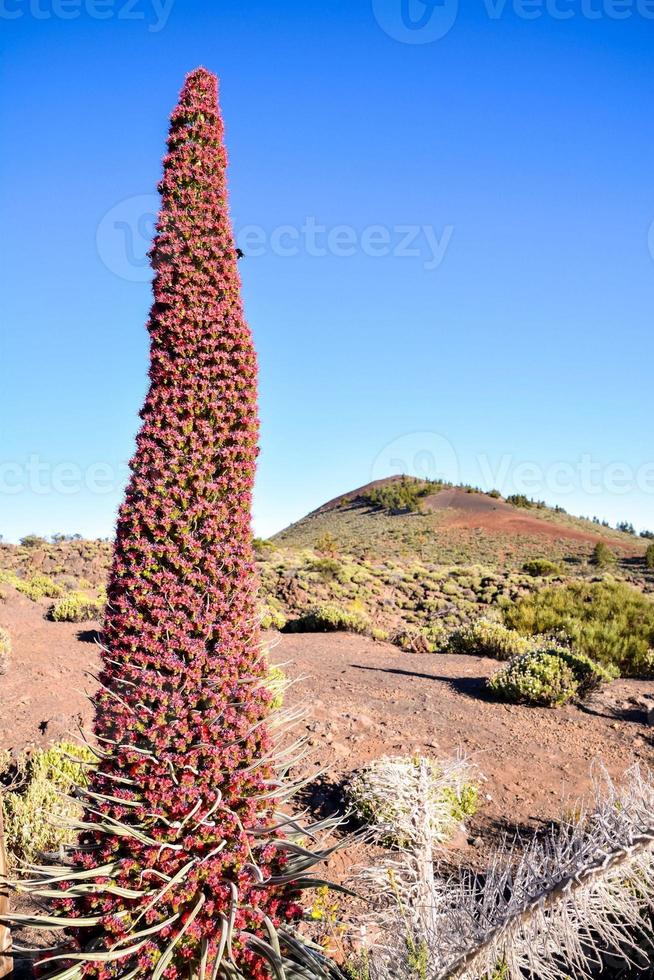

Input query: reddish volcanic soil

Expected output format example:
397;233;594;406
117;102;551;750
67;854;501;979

424;488;636;551
2;586;654;868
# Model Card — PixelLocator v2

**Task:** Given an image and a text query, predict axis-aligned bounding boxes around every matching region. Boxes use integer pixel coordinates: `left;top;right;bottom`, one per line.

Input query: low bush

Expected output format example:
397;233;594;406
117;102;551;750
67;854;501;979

19;534;47;548
448;618;532;660
346;754;478;848
286;603;369;634
49;591;104;623
311;556;343;580
259;598;287;631
0;626;10;674
1;741;97;865
488;646;617;707
591;542;616;568
504;580;654;677
391;624;447;654
646;544;654;570
315;531;340;556
522;558;561;578
17;573;65;601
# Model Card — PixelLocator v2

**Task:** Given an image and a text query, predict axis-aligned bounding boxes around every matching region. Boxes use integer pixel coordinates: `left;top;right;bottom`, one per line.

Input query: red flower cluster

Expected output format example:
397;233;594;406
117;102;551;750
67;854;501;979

50;68;305;979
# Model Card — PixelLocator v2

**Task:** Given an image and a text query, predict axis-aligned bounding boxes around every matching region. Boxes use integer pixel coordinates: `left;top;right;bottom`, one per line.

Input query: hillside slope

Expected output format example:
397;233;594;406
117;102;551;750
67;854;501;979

274;477;647;566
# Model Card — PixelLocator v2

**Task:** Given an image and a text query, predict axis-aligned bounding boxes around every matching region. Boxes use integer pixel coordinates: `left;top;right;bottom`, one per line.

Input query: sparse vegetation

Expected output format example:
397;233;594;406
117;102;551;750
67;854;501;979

315;531;340;556
346;754;478;848
504;580;654;677
0;626;10;674
391;623;447;654
19;534;47;548
287;602;369;634
361;478;434;514
49;591;104;623
647;543;654;569
488;646;617;707
522;558;561;578
1;741;97;865
448;618;532;660
506;494;533;509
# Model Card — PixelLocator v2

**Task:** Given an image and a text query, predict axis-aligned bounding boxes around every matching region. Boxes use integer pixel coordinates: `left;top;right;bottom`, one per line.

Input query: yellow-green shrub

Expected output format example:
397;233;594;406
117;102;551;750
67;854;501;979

448;618;532;660
1;741;97;865
488;647;618;707
49;591;104;623
504;580;654;677
522;558;561;578
259;599;287;631
1;572;65;601
287;603;369;634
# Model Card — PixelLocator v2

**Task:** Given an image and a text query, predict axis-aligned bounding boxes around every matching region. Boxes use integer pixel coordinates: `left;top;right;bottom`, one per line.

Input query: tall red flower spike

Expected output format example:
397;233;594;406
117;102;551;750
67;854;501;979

8;68;341;980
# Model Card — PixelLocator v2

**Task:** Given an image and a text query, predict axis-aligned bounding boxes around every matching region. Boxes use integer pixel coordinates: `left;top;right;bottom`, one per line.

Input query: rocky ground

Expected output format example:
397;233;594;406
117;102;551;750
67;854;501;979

2;584;653;872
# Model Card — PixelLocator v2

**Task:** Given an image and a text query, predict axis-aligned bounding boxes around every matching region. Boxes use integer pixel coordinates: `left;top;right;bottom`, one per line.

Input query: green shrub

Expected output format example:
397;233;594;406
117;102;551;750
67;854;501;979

253;536;274;554
259;598;287;631
488;647;617;707
507;494;533;509
504;580;654;677
49;591;104;623
310;556;343;580
287;603;369;634
346;755;478;848
315;531;340;556
1;741;97;865
522;558;561;578
448;618;532;660
646;544;654;570
19;534;47;548
0;626;10;674
591;542;616;568
361;478;433;515
17;573;65;601
265;665;287;710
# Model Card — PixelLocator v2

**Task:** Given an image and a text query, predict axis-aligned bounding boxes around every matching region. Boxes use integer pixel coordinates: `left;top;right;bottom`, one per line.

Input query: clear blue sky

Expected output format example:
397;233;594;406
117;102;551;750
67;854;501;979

2;0;653;542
